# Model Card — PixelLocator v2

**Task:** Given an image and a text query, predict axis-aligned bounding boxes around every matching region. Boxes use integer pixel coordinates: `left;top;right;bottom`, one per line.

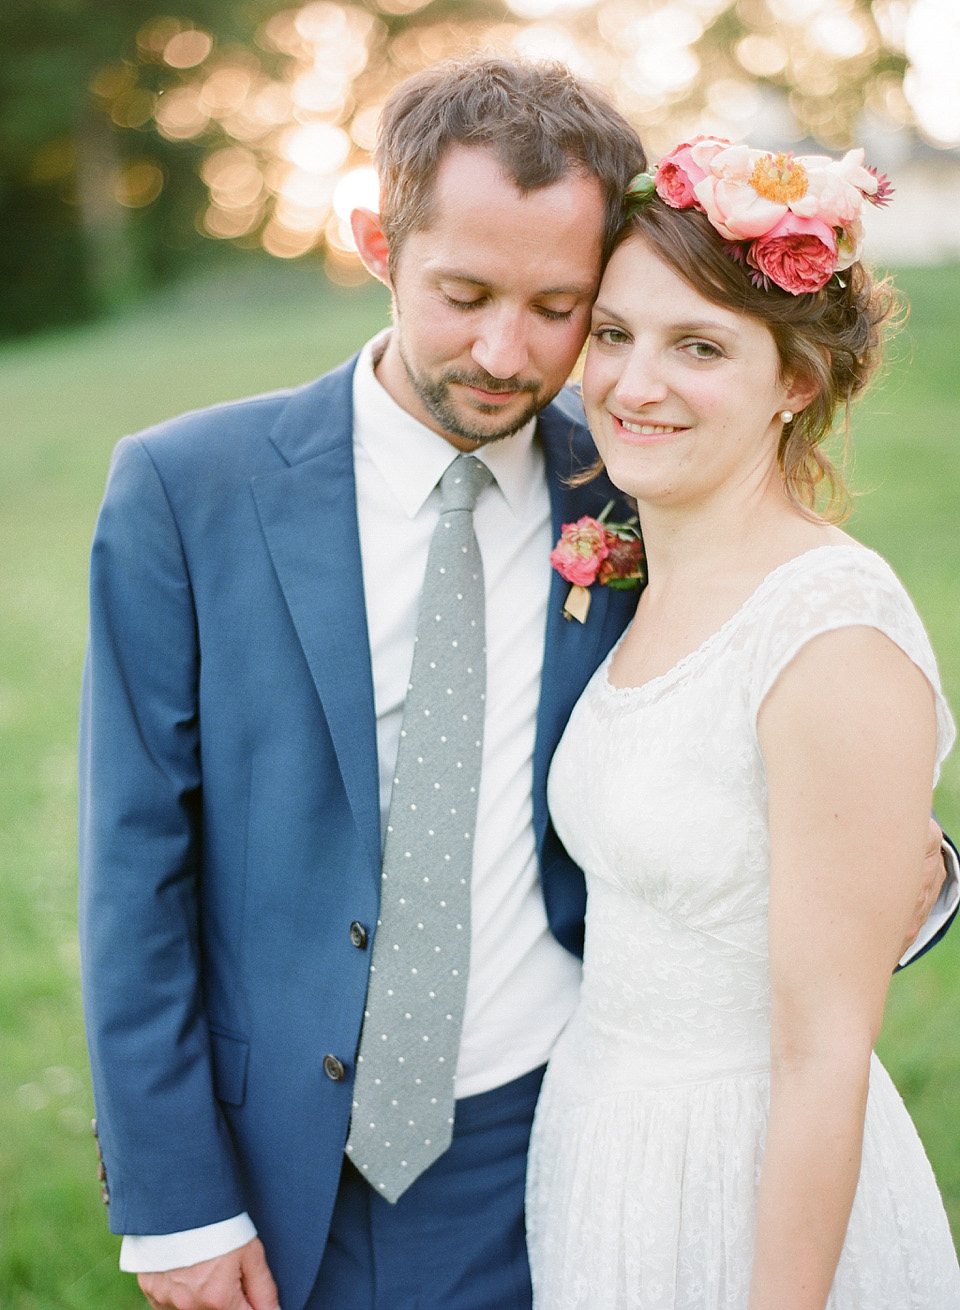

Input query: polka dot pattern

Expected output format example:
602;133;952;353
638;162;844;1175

345;455;492;1204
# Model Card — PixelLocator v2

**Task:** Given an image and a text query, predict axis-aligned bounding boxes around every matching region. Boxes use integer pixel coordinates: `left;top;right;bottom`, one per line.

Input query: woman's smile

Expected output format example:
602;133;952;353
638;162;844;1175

612;416;690;442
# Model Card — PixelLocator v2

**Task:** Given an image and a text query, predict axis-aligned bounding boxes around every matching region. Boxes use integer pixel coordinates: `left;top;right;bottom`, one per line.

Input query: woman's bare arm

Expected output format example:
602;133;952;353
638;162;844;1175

750;624;938;1310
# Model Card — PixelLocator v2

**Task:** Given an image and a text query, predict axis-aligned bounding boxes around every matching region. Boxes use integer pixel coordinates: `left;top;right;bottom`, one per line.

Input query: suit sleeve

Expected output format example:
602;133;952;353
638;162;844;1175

79;436;247;1234
897;832;959;968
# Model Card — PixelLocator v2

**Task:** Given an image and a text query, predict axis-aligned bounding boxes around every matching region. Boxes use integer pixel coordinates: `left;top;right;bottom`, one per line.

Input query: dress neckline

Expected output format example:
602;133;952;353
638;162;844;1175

602;542;873;702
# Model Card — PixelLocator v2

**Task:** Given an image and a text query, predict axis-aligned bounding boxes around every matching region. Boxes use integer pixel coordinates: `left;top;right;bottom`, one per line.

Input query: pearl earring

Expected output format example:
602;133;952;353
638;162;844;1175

779;409;794;424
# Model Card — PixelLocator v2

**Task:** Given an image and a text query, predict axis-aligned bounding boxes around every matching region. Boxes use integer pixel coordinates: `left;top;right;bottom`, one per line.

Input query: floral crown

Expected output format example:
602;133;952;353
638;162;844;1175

625;138;893;296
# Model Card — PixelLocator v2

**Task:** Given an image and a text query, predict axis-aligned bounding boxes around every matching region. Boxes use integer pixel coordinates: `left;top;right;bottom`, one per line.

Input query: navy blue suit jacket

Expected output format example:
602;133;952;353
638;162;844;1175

78;355;639;1309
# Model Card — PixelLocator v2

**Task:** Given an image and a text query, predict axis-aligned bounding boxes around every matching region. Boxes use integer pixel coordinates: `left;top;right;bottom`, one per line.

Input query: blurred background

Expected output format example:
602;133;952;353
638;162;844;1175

1;1;958;1305
3;0;960;333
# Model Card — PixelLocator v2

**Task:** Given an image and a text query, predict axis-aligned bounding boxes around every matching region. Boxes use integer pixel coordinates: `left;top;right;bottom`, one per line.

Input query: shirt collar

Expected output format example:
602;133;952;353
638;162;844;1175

353;331;540;520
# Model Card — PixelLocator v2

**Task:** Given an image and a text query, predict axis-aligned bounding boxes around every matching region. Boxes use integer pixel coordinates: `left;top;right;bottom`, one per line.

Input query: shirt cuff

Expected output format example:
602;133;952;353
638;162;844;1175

119;1213;257;1273
898;839;960;967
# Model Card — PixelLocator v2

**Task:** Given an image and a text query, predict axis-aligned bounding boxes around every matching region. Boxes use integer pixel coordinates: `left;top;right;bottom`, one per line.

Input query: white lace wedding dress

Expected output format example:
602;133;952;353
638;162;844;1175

527;545;960;1309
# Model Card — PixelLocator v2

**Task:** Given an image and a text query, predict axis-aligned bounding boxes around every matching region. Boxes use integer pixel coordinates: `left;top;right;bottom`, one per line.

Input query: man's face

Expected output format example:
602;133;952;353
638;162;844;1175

374;147;606;450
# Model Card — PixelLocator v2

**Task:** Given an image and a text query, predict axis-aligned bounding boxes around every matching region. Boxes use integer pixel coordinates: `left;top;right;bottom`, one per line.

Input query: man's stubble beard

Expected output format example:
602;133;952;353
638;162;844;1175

398;340;548;447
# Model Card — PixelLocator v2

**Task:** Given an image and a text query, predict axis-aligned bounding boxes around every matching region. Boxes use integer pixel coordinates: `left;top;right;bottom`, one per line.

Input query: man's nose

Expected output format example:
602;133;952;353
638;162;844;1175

470;309;530;380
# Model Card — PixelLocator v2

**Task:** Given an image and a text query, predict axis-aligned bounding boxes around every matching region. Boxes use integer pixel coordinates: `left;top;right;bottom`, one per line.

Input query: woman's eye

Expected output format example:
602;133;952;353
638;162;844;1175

591;327;630;346
685;340;723;360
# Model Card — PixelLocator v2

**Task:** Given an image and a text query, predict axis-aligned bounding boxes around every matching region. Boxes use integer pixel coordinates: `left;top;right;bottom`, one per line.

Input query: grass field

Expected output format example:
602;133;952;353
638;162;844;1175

1;256;958;1307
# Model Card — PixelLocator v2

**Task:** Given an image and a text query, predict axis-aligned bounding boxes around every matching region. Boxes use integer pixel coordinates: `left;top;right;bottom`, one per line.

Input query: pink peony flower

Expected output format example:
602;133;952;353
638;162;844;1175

693;144;791;240
655;136;729;209
829;147;880;198
549;516;610;586
748;213;838;294
694;145;876;244
789;150;874;227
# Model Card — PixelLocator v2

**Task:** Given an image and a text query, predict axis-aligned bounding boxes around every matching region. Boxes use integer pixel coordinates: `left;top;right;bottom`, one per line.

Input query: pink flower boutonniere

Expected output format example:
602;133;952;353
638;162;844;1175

550;500;645;623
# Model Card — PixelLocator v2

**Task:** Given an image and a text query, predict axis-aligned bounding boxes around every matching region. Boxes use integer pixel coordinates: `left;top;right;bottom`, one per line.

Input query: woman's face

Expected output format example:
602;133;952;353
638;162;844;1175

582;236;801;512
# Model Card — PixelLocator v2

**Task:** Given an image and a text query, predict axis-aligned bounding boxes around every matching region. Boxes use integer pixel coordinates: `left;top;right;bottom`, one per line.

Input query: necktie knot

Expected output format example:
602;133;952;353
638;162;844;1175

439;454;493;513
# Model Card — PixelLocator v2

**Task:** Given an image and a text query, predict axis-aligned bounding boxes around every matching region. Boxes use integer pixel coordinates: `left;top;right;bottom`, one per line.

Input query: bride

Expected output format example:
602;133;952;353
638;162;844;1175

525;140;960;1308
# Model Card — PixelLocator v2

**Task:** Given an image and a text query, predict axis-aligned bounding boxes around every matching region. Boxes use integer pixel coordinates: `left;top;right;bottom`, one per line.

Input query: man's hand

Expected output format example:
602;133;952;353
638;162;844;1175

900;817;948;958
138;1237;279;1310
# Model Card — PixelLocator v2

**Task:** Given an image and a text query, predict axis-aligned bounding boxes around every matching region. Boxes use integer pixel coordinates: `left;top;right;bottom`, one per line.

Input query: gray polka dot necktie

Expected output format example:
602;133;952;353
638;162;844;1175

346;453;493;1203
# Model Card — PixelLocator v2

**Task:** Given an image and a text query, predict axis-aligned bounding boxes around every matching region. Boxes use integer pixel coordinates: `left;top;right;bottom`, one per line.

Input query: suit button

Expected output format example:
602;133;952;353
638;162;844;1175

349;921;368;949
323;1054;345;1081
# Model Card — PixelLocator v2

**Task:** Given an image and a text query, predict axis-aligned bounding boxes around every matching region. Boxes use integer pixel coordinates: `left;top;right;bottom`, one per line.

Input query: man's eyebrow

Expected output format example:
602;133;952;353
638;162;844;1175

433;270;487;287
538;284;597;298
434;269;597;298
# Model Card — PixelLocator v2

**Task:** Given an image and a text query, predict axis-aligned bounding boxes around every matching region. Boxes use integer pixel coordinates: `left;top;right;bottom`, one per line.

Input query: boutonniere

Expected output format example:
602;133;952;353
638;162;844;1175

550;500;646;623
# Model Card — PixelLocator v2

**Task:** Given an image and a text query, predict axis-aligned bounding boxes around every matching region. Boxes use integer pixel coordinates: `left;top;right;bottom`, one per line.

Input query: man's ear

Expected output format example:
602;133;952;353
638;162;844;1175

351;208;392;287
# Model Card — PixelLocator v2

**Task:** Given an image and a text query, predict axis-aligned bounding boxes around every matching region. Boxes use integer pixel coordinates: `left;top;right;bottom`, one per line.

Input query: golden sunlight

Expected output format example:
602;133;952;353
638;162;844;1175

100;0;960;272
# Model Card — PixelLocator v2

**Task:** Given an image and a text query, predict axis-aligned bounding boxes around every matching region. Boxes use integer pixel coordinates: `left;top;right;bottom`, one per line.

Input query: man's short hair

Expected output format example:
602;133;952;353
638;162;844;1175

375;56;646;266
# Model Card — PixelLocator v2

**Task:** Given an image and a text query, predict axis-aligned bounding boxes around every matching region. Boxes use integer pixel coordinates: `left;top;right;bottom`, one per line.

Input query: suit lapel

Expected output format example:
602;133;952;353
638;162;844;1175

251;359;382;877
534;397;640;841
249;372;637;885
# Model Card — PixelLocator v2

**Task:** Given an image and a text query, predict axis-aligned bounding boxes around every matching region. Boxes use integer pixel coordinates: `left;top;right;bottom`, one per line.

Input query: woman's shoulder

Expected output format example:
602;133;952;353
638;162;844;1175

744;542;954;762
747;542;923;642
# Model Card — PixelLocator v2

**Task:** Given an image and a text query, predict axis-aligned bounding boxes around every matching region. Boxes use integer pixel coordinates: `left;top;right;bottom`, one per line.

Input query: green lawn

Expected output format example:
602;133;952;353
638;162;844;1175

1;257;958;1307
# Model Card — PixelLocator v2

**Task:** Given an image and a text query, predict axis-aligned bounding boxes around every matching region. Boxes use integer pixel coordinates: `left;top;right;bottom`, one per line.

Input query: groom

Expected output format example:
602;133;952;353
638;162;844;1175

79;55;957;1310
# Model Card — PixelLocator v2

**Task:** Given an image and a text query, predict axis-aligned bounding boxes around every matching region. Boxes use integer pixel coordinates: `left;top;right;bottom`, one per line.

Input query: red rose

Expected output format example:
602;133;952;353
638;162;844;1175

748;212;837;293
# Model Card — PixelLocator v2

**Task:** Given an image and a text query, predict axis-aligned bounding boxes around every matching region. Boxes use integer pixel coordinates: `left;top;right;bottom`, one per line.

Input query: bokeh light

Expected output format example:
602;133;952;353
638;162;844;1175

155;87;210;141
333;166;379;221
163;30;214;70
904;0;960;145
91;0;960;270
507;0;598;17
115;160;165;208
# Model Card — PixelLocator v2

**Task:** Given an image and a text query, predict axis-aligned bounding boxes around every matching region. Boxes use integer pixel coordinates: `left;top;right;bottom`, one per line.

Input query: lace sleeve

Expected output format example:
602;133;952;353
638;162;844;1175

745;546;956;781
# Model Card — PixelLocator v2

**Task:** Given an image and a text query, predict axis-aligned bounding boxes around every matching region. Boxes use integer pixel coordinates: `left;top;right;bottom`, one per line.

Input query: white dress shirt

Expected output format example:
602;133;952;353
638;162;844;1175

353;331;583;1098
120;333;583;1271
